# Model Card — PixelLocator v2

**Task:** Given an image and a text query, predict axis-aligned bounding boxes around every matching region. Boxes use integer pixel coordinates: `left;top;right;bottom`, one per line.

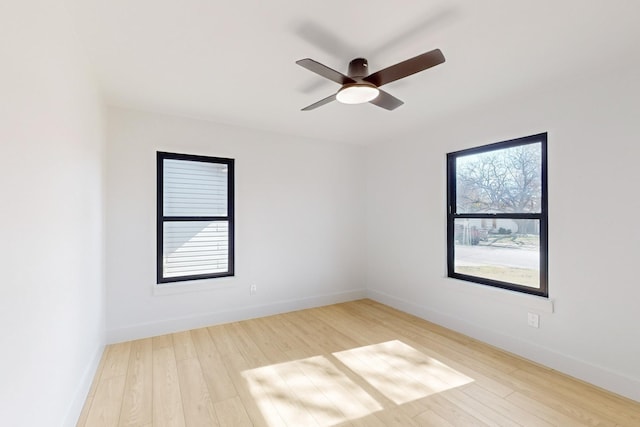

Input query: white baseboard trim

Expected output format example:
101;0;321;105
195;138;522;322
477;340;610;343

63;343;106;427
107;289;367;344
367;289;640;403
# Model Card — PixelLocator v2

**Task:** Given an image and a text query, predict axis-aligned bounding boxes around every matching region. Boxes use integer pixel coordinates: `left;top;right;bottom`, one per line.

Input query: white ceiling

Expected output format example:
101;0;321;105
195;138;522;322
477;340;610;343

67;0;640;145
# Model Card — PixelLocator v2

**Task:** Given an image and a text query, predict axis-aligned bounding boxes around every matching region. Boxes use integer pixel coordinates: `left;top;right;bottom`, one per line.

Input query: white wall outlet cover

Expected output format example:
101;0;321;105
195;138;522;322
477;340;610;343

527;312;540;328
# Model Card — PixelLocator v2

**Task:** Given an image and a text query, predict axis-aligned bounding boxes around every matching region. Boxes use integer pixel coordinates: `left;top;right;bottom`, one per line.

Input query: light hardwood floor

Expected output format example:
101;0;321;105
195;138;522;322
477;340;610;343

78;299;640;426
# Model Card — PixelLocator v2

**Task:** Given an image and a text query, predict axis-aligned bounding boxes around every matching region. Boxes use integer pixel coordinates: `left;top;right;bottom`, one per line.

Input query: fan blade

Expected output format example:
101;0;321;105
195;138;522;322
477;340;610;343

295;21;359;61
363;49;445;87
373;10;455;57
296;59;356;85
301;93;337;111
369;89;404;110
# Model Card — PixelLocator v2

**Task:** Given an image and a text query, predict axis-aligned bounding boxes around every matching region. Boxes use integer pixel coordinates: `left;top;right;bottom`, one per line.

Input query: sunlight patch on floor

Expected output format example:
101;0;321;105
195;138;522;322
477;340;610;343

243;355;382;426
242;340;474;426
333;340;474;405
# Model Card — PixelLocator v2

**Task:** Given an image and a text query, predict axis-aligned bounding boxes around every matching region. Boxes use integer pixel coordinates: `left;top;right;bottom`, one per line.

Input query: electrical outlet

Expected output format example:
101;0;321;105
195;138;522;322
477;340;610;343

527;312;540;328
250;284;257;295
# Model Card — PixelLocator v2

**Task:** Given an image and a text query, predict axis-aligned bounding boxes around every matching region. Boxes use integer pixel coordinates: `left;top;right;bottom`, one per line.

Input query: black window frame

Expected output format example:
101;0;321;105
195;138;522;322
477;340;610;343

157;151;235;284
446;133;548;297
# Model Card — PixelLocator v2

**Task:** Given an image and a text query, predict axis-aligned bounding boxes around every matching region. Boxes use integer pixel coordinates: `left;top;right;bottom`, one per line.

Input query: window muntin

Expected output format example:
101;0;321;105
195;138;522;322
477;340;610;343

447;134;547;297
157;152;234;283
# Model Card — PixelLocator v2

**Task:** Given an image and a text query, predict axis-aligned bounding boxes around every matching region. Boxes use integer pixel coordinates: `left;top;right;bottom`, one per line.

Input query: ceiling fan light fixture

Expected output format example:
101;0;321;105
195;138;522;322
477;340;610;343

336;84;380;104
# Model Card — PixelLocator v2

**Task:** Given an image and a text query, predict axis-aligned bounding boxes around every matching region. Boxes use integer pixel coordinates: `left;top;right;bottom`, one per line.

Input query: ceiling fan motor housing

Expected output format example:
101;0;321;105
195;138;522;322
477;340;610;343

348;58;369;78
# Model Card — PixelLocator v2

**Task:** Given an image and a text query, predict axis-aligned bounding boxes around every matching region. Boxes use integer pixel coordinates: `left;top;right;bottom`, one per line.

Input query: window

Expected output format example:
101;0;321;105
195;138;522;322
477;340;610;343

157;152;234;283
447;133;548;297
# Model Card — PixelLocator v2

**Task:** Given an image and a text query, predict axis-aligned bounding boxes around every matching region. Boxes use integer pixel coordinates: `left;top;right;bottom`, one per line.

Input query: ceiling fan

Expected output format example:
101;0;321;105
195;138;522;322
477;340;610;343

296;49;445;111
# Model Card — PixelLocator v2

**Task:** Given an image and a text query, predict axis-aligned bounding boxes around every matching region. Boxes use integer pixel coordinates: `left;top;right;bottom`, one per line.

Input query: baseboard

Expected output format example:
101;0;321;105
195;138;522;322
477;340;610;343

367;289;640;403
106;288;366;344
63;343;106;427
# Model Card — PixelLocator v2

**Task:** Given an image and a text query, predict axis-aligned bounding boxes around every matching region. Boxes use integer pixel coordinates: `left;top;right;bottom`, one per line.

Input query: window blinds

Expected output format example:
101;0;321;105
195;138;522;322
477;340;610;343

160;157;231;280
163;221;229;277
163;159;228;217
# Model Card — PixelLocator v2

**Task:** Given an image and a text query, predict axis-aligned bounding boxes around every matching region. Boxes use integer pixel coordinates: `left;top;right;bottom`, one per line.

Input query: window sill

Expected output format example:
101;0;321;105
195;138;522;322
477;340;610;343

153;276;237;296
446;276;554;313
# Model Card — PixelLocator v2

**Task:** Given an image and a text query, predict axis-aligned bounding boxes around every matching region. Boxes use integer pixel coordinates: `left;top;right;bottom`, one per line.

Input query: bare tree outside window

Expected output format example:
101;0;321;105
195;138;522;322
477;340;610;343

456;144;541;214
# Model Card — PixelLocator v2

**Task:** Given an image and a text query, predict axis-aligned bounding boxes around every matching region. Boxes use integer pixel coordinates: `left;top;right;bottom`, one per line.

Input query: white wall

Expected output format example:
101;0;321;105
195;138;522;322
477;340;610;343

105;107;365;342
2;3;636;424
0;1;106;426
364;62;640;401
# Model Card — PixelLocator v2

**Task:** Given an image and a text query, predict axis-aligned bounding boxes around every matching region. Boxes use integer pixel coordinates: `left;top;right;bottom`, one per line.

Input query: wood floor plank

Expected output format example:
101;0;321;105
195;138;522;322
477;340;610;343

221;352;285;427
339;413;388;427
102;342;132;380
214;396;253;427
439;387;524;426
223;321;271;367
152;345;185;427
76;395;93;427
509;368;622;426
291;309;357;353
88;347;109;398
505;391;589;427
205;324;237;357
172;331;198;362
239;316;291;364
152;334;173;351
307;306;371;350
260;314;308;354
258;311;328;357
78;300;640;427
175;356;218;426
84;375;126;426
319;303;396;345
244;362;321;426
419;393;489;426
213;328;285;427
190;327;237;402
461;383;553;427
372;406;422;427
413;408;456;427
363;301;529;373
292;354;383;422
119;338;153;427
341;305;518;399
515;364;640;425
396;336;516;398
77;349;108;426
368;340;474;394
333;341;441;405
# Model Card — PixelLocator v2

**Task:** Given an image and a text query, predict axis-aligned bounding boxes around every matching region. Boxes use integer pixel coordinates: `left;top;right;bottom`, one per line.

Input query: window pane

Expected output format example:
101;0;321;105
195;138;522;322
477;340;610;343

453;218;540;288
163;221;229;278
456;142;541;214
163;159;228;217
